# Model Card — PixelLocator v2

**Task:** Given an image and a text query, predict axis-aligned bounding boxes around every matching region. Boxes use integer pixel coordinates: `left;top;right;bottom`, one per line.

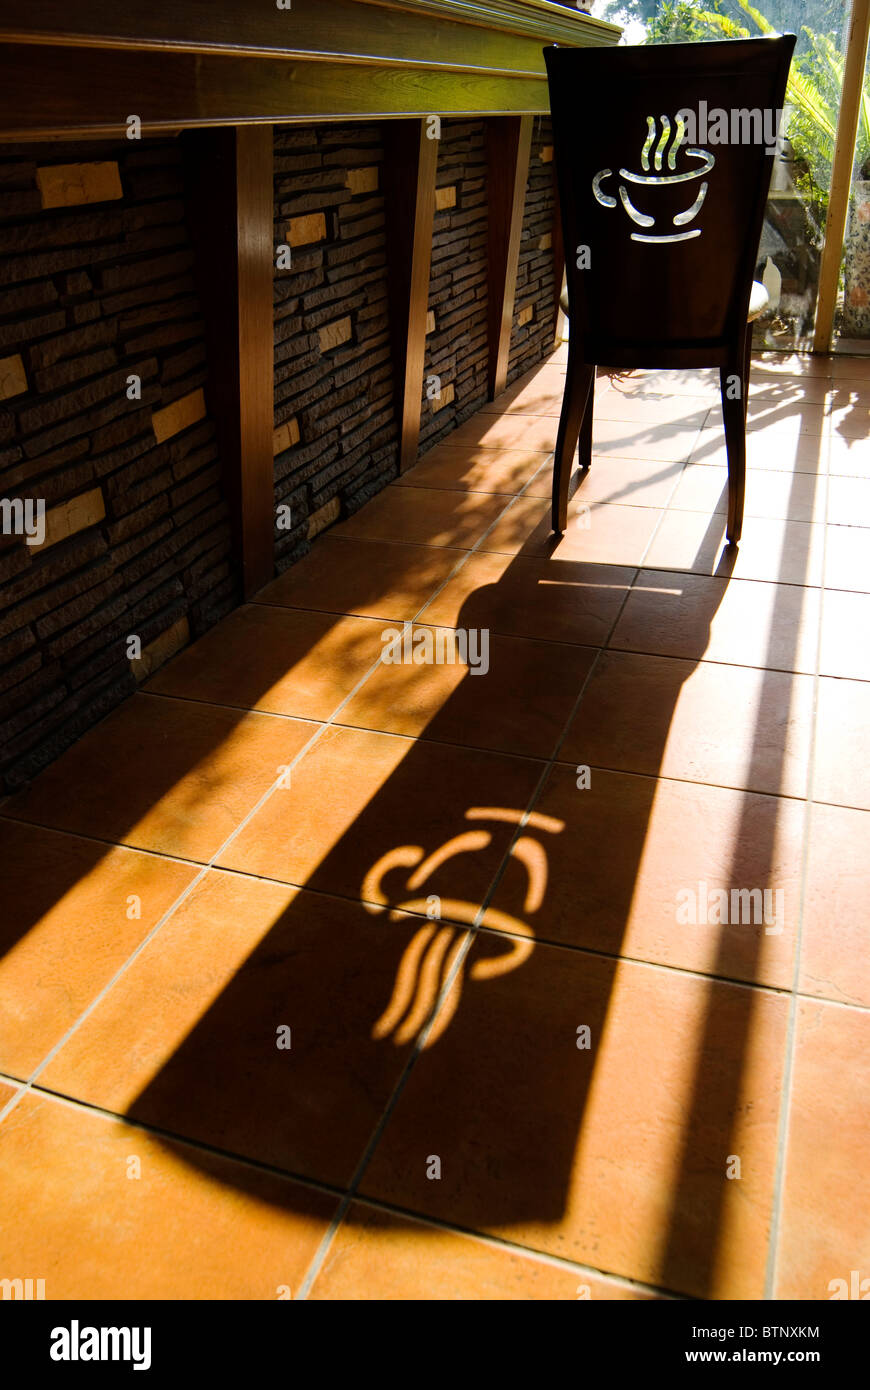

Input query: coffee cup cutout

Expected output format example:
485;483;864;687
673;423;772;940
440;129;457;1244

592;114;715;244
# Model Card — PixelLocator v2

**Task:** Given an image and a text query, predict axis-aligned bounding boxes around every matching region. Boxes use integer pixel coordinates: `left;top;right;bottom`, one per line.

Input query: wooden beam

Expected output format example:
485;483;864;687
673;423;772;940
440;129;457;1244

184;125;274;598
0;43;554;140
0;0;621;66
813;0;870;352
487;114;533;398
383;119;438;473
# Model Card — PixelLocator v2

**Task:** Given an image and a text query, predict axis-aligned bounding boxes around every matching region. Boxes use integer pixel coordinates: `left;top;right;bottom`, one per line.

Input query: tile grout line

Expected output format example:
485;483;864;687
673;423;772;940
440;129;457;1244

9;748;851;863
2;1075;687;1301
762;423;833;1301
344;1188;688;1299
467;917;870;1008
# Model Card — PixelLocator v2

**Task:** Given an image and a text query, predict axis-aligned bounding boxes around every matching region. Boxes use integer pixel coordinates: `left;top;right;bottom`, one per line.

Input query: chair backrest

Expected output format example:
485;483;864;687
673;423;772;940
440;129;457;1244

545;35;796;367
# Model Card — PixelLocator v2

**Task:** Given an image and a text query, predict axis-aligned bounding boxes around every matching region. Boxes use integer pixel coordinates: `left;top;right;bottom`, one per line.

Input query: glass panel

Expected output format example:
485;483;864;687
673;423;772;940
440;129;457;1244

590;0;854;352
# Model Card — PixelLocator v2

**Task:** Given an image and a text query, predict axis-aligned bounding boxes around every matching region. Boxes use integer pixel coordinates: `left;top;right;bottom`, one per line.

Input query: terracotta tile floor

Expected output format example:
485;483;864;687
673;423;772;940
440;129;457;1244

2;350;869;1301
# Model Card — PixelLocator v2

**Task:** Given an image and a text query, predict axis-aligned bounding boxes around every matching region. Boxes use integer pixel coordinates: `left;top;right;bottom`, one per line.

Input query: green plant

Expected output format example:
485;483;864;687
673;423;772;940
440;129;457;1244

645;0;717;42
649;0;870;226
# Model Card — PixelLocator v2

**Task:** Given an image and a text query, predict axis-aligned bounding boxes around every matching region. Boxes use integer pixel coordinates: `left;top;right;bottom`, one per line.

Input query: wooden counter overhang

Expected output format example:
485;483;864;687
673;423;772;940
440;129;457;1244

0;0;621;593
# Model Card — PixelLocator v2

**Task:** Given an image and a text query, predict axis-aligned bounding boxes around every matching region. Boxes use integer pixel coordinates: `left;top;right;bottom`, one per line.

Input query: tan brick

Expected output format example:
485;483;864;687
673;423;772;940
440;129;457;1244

430;382;455;412
307;496;340;541
536;232;552;252
0;353;27;400
152;388;206;444
434;186;457;211
36;161;123;210
346;167;379;195
516;304;535;328
131;616;190;683
273;418;300;455
287;213;327;247
32;487;106;552
318;317;352;353
539;146;554;164
425;310;436;335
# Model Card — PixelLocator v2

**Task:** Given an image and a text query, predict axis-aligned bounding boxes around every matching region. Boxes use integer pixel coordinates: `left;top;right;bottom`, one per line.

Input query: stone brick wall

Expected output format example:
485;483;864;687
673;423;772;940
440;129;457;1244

270;115;559;555
0;138;238;792
272;124;397;572
508;116;559;384
0;118;559;793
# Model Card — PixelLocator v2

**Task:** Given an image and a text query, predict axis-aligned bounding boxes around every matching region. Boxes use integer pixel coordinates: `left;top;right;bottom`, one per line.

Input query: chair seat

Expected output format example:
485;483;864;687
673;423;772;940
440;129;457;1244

559;279;770;322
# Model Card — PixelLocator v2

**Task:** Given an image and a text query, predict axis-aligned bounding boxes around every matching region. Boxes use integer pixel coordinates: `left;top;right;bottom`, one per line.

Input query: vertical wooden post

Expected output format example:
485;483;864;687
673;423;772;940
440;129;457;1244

235;127;275;595
184;124;274;597
383;119;438;474
813;0;870;352
487;114;533;399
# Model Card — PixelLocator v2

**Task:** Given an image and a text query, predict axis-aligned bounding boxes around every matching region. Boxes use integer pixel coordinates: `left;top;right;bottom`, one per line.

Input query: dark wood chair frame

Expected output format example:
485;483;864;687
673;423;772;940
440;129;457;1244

544;34;796;545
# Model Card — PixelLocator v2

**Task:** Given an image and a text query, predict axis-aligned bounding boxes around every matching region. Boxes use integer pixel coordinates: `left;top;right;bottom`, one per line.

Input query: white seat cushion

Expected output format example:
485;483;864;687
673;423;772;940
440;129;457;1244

748;279;770;321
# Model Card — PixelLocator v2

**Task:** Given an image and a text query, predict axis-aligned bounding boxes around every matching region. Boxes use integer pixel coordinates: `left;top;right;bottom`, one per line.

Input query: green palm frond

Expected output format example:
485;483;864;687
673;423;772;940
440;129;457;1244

695;10;748;38
736;0;776;36
786;66;838;143
807;27;870;153
644;0;870;214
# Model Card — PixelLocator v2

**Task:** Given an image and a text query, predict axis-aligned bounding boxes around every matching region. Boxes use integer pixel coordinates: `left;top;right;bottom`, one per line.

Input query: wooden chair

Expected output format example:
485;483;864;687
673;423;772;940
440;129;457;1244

544;34;796;545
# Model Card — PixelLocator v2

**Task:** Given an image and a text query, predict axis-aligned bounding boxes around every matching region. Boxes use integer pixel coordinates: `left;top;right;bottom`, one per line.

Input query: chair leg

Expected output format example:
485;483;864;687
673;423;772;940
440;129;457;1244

721;361;746;546
742;324;752;423
552;348;594;534
578;370;594;472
